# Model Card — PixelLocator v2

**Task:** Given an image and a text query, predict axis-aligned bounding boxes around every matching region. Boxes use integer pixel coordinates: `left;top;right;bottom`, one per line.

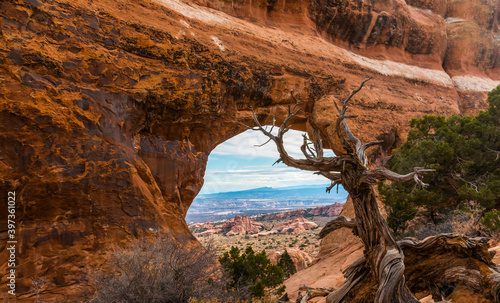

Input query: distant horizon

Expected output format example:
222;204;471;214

198;183;345;196
199;129;341;195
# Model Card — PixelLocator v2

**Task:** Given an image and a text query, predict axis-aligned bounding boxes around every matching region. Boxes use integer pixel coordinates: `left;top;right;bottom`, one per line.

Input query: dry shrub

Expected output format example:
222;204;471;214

413;211;484;240
90;232;233;303
397;202;489;240
31;276;47;303
451;214;476;235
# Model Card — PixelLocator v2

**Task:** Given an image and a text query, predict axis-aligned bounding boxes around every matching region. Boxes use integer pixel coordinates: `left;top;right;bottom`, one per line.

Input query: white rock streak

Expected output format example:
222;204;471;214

156;0;497;92
211;36;225;51
452;76;500;92
348;52;453;87
179;19;190;28
158;0;231;24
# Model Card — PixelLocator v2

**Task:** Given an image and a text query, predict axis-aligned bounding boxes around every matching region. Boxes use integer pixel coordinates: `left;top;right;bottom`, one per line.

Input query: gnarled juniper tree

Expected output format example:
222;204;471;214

236;78;433;302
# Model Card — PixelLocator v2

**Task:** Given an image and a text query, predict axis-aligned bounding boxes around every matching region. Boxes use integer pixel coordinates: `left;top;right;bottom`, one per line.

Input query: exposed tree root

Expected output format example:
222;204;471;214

294;234;500;302
296;286;335;303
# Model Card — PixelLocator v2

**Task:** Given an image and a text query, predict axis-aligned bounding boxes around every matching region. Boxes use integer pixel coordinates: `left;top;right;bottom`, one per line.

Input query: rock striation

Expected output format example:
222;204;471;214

0;0;498;300
307;203;344;217
224;215;264;236
272;215;319;234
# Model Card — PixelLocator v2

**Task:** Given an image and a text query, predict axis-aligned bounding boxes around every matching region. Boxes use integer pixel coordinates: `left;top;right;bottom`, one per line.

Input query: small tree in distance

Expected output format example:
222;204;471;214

278;249;297;279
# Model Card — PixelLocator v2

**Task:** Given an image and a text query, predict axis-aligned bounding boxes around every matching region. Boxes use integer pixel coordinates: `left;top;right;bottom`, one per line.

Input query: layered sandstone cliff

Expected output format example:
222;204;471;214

0;0;498;301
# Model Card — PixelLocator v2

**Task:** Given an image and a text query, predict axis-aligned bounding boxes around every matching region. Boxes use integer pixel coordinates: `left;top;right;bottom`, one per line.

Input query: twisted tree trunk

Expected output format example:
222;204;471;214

236;78;437;302
327;176;418;302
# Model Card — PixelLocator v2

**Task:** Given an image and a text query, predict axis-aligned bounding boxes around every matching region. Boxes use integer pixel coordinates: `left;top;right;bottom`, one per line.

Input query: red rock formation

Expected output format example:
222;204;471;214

262;203;344;220
271;215;318;234
189;222;218;236
0;0;498;300
189;222;214;230
307;203;344;217
262;209;308;221
284;197;364;300
267;248;311;272
225;215;264;236
191;215;263;236
197;214;318;238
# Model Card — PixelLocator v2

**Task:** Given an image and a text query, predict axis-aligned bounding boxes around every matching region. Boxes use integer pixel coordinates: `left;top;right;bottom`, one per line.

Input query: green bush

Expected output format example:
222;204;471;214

219;246;285;299
482;210;500;231
380;85;500;232
277;250;296;278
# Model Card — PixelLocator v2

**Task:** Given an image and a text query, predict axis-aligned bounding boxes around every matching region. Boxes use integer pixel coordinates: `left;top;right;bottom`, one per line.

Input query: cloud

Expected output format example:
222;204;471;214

201;129;338;194
201;165;331;194
208;166;294;175
210;129;306;159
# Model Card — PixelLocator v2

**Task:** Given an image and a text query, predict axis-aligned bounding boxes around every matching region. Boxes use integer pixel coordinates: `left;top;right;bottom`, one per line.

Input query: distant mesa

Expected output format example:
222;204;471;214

186;185;348;223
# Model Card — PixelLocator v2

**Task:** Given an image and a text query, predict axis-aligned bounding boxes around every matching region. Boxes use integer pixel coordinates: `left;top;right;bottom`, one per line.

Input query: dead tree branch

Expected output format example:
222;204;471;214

361;167;435;187
487;147;500;161
320;216;357;239
234;101;351;173
333;77;371;166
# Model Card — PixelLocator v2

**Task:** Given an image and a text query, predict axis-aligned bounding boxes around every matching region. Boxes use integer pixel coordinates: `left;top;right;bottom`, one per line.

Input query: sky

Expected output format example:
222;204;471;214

199;129;337;194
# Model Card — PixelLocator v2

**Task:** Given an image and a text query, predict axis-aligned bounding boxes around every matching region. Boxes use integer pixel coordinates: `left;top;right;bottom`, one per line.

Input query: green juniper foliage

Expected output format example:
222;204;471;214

482;209;500;231
219;246;285;299
379;85;500;233
277;249;297;279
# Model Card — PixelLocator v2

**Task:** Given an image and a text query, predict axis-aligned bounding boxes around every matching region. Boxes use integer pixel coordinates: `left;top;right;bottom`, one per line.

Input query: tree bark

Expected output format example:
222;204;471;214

326;163;418;303
308;233;500;302
239;78;438;302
